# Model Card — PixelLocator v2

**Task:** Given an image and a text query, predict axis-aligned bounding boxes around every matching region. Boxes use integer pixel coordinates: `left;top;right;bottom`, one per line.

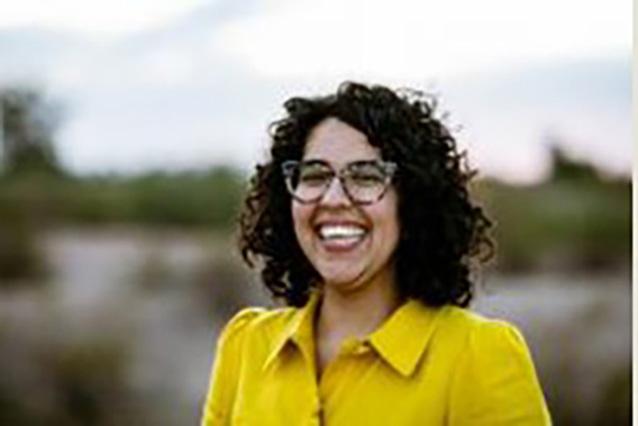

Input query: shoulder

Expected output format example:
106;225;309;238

439;306;528;350
431;306;538;376
216;307;265;343
217;305;297;346
202;306;297;424
443;308;552;424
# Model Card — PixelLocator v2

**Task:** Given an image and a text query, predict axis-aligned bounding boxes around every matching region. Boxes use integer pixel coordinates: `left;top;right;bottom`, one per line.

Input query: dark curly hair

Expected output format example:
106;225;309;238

238;81;493;308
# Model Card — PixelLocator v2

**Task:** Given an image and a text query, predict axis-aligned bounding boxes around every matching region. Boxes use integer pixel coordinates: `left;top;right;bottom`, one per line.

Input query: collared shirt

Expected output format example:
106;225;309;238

201;293;551;425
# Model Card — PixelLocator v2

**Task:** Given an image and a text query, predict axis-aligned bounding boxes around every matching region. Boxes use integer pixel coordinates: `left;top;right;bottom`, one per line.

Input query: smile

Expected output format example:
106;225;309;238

315;223;369;251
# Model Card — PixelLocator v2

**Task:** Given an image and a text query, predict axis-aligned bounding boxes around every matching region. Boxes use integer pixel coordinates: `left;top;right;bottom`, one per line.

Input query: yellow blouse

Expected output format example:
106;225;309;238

201;293;551;425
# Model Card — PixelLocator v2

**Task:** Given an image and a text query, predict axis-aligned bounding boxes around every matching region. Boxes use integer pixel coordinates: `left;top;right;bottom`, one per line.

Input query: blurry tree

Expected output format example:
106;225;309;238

0;87;63;176
548;144;600;183
477;141;630;272
0;86;63;282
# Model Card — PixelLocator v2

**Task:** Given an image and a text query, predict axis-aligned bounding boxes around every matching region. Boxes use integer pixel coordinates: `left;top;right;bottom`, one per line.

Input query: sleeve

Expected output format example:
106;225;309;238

200;308;263;426
448;320;552;426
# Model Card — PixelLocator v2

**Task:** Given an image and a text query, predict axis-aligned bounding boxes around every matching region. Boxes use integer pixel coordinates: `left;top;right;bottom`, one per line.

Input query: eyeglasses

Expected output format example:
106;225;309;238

281;159;397;205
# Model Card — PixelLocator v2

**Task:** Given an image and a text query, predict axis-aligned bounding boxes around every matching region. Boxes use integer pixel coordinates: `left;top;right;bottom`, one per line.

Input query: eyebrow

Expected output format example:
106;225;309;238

300;157;381;165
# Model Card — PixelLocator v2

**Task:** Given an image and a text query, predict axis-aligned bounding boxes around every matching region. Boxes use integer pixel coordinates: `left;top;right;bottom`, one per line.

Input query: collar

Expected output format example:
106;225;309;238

367;299;445;377
262;291;321;371
262;292;445;377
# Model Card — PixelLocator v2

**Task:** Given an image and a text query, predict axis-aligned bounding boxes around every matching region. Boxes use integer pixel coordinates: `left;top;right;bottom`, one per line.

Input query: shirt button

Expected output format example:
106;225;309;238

312;406;323;424
354;341;371;355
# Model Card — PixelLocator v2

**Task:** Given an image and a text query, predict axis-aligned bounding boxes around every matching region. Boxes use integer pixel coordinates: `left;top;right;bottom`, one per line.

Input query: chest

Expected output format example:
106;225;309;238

230;345;450;426
315;334;343;378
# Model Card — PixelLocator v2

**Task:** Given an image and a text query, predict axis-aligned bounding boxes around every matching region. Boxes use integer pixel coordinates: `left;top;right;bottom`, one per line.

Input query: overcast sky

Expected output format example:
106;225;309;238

0;0;631;182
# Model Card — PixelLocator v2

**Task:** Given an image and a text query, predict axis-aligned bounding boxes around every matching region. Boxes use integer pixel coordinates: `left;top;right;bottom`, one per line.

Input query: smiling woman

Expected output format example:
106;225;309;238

289;119;400;302
201;82;551;425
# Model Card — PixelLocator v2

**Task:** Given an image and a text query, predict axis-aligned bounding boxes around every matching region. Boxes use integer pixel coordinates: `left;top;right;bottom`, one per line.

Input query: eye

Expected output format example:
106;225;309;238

347;163;386;187
298;163;332;187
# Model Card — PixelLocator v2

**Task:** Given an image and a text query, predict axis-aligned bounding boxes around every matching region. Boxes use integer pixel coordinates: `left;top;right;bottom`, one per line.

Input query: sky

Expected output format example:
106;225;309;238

0;0;631;183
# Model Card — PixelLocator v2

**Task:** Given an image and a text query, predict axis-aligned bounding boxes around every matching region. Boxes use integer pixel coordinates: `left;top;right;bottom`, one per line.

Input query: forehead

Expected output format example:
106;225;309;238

303;118;380;165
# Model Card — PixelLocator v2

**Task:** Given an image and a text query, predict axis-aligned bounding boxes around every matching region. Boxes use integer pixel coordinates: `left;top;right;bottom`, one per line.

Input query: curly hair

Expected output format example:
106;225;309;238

238;81;493;308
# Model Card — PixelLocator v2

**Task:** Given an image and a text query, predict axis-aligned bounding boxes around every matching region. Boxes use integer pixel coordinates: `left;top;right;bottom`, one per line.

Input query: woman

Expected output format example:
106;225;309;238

202;82;551;425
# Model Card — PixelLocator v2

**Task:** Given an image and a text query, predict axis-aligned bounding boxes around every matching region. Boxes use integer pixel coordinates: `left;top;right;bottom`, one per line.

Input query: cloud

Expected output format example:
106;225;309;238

0;0;210;38
213;0;631;79
437;57;631;181
0;1;630;182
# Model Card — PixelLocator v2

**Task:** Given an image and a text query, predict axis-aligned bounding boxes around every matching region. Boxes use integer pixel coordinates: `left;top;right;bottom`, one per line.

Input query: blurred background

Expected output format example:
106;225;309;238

0;0;631;425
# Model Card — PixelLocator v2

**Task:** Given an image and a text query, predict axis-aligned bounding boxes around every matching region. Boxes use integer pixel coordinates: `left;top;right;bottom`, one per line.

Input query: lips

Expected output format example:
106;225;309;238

317;224;366;239
314;222;369;252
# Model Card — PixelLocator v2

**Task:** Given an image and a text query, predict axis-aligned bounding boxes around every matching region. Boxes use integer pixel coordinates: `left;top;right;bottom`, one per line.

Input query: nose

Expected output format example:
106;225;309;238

319;176;352;206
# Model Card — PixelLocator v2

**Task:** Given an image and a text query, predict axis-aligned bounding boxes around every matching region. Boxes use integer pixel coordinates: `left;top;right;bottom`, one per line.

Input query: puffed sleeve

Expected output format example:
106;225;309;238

201;308;263;426
448;320;552;425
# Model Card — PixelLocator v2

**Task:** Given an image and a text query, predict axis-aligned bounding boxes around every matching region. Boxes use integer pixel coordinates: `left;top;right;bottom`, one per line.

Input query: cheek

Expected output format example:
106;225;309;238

383;215;400;252
374;195;400;250
291;202;312;242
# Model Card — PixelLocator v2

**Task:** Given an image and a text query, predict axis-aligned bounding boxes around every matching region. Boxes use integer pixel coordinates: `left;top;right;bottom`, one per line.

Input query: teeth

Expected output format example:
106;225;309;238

318;225;366;240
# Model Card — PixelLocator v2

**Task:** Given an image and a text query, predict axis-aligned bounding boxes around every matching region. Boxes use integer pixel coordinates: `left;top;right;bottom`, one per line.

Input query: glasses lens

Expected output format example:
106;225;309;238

283;160;395;204
286;161;333;202
343;162;389;203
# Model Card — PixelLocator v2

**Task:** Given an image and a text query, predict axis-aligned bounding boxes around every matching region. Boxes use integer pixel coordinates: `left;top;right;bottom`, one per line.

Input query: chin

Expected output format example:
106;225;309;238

322;275;359;287
317;266;365;289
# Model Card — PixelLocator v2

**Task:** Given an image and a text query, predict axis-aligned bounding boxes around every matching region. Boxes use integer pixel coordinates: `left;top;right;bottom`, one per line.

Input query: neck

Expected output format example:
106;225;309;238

316;268;402;341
